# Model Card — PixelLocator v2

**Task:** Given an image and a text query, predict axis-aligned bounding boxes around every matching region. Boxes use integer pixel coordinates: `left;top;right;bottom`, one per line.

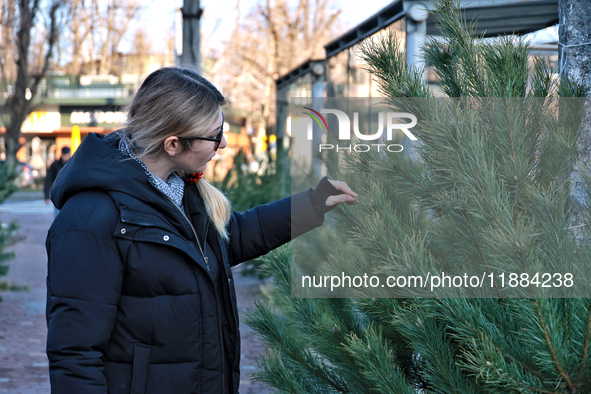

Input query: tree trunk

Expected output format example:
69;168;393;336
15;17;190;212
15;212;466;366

4;0;60;168
6;0;34;168
559;0;591;88
560;0;591;235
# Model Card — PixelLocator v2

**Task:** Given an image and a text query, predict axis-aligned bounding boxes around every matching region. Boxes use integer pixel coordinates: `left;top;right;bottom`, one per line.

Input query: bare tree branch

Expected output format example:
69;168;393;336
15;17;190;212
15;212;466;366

29;0;60;98
204;0;341;160
3;0;63;167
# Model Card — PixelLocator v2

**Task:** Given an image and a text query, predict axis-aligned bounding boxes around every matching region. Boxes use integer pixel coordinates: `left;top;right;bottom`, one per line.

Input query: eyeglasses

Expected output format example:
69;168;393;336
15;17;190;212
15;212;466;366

179;113;225;151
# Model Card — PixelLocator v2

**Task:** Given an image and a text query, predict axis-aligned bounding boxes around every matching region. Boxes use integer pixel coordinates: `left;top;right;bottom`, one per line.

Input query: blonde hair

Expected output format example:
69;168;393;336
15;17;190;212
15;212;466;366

120;67;231;240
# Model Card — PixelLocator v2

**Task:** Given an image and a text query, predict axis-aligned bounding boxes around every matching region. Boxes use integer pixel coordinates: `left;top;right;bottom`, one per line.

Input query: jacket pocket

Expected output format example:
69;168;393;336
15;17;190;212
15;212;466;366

130;343;151;394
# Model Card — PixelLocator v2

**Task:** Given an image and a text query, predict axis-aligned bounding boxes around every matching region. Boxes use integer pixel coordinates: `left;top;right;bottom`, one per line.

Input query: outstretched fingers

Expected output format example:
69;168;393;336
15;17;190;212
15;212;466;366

326;180;358;206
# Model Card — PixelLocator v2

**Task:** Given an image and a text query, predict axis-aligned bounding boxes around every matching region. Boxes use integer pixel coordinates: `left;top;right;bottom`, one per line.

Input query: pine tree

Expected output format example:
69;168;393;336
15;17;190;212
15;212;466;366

0;165;20;301
245;0;591;392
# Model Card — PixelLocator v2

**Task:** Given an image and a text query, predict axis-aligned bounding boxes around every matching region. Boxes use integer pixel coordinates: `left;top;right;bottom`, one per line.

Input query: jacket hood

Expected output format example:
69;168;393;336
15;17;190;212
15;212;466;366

51;132;172;211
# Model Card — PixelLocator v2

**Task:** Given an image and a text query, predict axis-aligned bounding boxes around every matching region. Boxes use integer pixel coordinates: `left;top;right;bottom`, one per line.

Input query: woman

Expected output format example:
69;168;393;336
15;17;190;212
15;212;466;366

45;67;356;394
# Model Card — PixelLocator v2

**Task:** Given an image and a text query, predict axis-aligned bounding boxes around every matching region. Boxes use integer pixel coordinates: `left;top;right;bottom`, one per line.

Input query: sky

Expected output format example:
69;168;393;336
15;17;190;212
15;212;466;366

131;0;393;53
128;0;559;54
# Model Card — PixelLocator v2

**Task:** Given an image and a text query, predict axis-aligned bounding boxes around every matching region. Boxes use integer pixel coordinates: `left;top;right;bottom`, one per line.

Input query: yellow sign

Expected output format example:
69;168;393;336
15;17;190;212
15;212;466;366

31;111;46;124
71;126;81;153
21;110;61;133
261;135;267;151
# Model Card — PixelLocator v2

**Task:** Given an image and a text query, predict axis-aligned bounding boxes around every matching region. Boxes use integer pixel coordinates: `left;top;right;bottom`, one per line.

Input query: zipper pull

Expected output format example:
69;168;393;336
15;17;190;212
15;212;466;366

204;256;210;271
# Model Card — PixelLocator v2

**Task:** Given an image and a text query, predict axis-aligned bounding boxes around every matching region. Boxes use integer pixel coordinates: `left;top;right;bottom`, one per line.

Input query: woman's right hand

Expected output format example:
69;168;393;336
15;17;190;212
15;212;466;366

325;180;358;206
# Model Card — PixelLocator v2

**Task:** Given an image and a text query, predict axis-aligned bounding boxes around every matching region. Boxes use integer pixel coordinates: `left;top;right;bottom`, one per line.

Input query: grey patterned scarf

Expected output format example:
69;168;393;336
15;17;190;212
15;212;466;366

118;138;186;214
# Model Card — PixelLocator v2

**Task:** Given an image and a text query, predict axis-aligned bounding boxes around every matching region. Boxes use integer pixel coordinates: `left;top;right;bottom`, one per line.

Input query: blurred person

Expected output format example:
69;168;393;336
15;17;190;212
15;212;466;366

44;146;71;216
44;146;71;205
45;67;357;394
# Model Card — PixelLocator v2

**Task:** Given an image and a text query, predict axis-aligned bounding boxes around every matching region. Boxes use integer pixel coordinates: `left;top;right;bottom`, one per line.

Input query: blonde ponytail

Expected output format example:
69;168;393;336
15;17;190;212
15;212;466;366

196;179;231;240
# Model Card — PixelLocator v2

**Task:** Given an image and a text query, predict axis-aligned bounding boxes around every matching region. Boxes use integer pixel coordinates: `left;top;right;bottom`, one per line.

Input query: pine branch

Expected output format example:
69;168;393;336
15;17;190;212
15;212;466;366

343;328;415;394
252;349;331;394
578;302;591;381
428;0;488;97
248;0;591;391
441;299;560;391
393;305;479;394
530;57;555;98
475;358;564;394
358;31;431;99
534;299;576;392
245;302;349;392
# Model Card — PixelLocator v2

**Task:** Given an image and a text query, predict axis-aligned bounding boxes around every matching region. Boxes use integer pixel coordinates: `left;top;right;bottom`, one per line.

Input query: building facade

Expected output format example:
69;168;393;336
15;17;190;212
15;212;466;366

276;0;560;176
1;74;250;181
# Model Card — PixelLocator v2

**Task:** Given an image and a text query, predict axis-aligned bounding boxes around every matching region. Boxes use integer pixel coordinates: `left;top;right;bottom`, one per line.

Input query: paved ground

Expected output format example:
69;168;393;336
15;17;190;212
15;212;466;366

0;192;274;393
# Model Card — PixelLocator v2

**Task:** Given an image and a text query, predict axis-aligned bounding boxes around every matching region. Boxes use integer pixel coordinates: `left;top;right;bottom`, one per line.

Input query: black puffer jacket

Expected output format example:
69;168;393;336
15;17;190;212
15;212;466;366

45;132;328;394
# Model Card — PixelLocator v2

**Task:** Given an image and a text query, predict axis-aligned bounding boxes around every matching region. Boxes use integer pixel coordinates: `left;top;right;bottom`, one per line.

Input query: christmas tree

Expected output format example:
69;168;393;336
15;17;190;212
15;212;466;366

245;0;591;392
0;164;20;300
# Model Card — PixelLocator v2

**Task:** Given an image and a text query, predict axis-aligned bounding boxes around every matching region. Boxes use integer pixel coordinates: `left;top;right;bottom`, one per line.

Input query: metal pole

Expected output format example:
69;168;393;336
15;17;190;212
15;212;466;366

180;0;202;72
405;3;428;161
312;64;326;178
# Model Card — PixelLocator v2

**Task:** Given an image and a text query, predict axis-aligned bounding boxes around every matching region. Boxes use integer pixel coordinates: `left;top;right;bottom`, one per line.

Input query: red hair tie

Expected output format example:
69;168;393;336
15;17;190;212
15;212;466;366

185;172;203;185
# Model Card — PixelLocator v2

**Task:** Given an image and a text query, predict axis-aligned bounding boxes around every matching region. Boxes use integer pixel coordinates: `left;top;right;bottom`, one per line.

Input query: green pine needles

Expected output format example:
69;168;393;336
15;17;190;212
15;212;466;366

246;0;591;392
0;164;19;300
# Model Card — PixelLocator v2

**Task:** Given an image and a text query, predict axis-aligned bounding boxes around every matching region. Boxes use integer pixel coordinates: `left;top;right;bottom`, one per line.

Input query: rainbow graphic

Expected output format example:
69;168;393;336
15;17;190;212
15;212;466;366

303;107;328;132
